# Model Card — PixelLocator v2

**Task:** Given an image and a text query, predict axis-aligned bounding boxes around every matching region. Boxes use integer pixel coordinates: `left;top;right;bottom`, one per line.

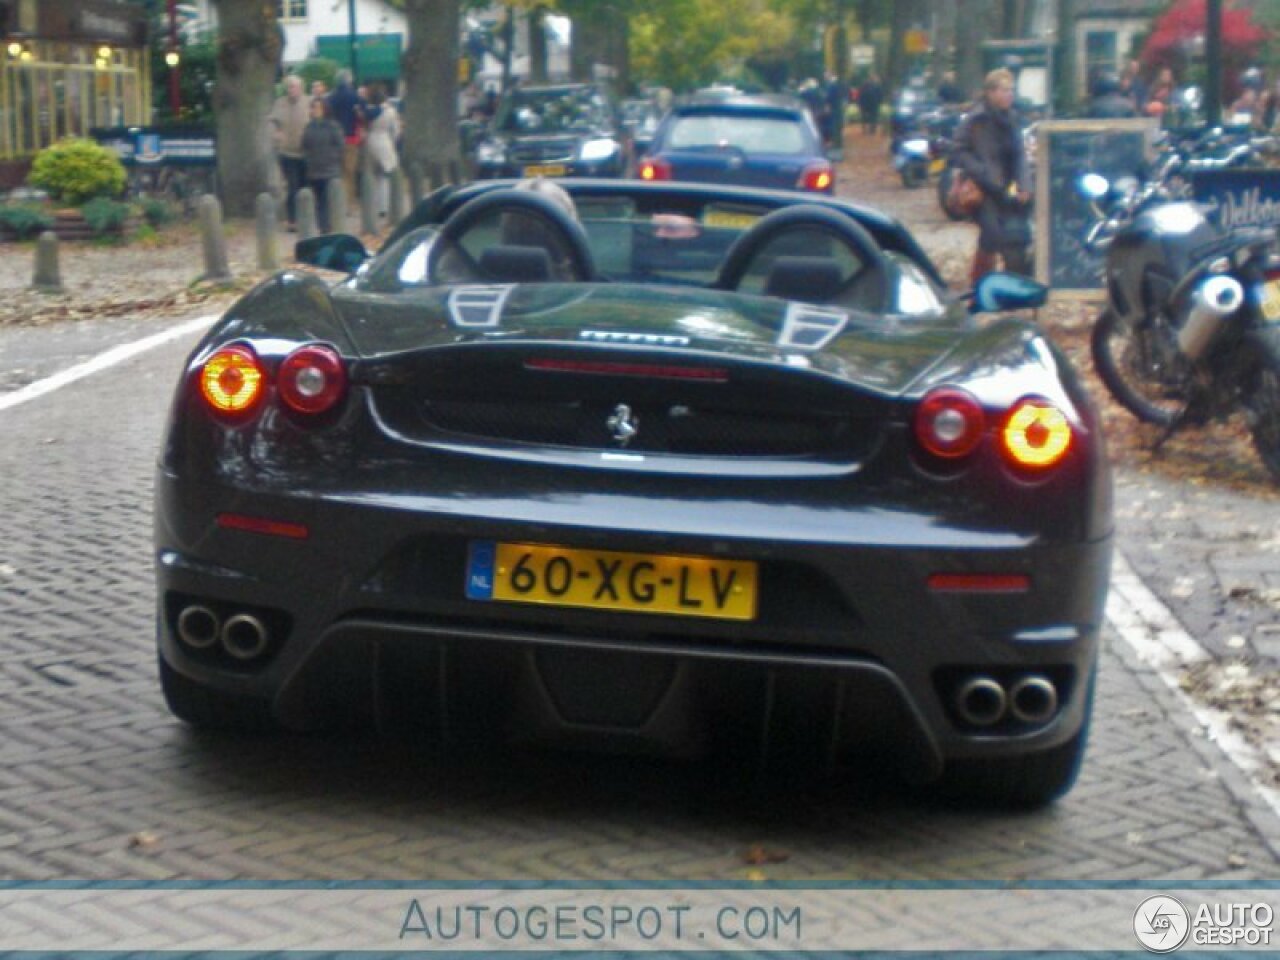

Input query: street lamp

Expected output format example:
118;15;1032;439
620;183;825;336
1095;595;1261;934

165;50;180;67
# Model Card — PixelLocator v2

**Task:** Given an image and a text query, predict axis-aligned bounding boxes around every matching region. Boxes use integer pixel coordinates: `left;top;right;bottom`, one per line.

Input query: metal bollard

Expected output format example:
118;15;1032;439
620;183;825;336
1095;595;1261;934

32;230;64;293
326;178;347;234
389;166;406;225
255;192;279;270
197;194;231;281
360;160;378;236
296;187;318;240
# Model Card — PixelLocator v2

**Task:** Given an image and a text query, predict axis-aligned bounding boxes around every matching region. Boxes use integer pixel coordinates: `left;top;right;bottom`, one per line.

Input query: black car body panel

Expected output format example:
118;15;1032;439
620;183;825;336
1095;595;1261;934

156;179;1112;803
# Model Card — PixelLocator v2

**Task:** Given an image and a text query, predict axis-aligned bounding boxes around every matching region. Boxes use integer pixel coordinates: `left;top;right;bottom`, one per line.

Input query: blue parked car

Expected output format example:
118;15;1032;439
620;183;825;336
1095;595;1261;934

638;93;834;195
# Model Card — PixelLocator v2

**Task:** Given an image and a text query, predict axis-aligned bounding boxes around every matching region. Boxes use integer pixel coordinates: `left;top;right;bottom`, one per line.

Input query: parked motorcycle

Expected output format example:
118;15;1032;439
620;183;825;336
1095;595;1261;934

893;105;964;190
1079;128;1280;481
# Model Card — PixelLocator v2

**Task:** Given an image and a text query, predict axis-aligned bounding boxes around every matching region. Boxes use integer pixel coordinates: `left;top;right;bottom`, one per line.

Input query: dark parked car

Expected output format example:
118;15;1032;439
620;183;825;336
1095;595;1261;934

156;178;1112;807
638;94;834;194
473;83;625;179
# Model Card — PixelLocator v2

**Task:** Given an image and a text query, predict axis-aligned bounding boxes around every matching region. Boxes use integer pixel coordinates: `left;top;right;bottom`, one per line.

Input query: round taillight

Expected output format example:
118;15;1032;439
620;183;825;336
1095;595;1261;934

200;345;265;415
638;157;671;181
914;387;985;459
800;163;834;192
1001;398;1072;469
278;344;347;415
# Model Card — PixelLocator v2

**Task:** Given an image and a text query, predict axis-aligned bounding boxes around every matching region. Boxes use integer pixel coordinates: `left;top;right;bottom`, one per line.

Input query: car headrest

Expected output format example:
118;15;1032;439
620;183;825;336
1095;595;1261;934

478;245;554;283
764;256;845;303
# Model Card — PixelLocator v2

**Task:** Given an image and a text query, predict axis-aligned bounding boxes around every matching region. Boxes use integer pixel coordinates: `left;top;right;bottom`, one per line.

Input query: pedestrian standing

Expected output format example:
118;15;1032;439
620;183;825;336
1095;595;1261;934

857;73;883;135
302;97;345;232
824;72;848;151
363;84;401;221
327;70;364;207
269;75;310;230
951;68;1032;284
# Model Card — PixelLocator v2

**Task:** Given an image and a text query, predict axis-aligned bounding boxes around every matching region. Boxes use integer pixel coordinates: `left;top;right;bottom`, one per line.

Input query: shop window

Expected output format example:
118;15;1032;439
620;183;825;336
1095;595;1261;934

1085;31;1118;87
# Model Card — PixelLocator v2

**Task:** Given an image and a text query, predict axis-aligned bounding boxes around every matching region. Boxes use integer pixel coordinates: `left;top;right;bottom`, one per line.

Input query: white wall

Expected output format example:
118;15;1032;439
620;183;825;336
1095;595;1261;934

279;0;406;66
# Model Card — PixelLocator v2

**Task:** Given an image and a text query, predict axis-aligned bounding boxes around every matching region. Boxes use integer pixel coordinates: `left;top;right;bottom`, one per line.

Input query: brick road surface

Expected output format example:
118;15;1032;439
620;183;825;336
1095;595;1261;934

0;326;1277;882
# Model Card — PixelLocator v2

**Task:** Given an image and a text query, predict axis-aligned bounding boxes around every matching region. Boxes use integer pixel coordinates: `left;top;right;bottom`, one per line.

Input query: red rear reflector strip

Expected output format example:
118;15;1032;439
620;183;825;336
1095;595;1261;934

525;358;728;382
216;513;310;540
928;573;1031;593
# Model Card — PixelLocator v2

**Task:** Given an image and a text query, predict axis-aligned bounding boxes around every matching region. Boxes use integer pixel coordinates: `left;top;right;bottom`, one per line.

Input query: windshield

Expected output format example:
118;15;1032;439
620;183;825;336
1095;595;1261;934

667;114;810;154
496;88;611;134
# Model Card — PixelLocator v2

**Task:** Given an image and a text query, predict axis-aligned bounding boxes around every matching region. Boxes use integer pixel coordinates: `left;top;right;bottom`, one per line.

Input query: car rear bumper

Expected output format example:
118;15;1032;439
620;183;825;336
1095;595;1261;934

155;469;1110;776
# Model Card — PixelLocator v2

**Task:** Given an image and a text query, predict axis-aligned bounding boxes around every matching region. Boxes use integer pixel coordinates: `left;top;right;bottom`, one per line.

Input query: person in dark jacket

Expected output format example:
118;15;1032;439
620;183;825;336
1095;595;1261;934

326;70;364;207
857;73;884;135
1085;70;1138;119
951;68;1032;285
301;97;346;232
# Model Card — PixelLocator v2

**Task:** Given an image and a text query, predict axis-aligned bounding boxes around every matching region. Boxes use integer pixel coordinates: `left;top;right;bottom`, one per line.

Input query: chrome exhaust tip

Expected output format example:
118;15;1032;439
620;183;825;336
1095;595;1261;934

220;613;270;661
1008;675;1059;725
955;676;1007;727
1179;275;1245;360
176;605;221;650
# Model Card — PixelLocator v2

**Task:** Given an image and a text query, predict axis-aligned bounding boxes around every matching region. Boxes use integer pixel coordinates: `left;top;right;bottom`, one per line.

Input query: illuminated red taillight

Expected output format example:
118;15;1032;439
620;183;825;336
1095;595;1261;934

200;345;265;415
914;387;985;459
278;344;347;415
638;157;672;181
1000;398;1072;469
800;162;834;192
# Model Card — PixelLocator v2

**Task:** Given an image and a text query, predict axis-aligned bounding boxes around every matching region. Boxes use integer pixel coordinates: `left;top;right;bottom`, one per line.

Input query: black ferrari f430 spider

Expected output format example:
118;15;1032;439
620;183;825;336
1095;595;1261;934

155;179;1112;806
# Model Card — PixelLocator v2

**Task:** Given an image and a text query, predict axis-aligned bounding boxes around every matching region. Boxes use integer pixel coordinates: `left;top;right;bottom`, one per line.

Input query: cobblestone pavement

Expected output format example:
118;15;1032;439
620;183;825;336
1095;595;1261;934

0;146;1276;884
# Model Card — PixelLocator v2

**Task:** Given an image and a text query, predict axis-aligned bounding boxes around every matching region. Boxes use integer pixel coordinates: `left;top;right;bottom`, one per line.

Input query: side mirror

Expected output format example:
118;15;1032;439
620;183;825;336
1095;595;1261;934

295;234;368;274
972;272;1048;313
1077;173;1110;201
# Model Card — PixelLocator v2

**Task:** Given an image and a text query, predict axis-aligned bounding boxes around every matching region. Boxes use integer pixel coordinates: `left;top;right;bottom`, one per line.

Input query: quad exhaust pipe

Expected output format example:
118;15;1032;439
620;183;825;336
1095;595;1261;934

220;613;270;661
954;676;1007;727
954;673;1060;727
176;605;220;649
1008;674;1059;725
176;605;270;661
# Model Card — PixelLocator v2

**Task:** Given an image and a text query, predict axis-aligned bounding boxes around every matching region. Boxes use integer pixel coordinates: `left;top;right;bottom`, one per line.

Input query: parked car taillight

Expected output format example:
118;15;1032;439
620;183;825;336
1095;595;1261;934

914;387;985;460
1000;397;1072;470
799;161;834;192
199;345;265;416
638;157;672;181
278;344;348;415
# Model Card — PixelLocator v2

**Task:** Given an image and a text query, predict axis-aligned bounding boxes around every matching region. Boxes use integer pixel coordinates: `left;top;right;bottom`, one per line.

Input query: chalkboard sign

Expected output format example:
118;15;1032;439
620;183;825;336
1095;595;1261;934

1035;119;1157;297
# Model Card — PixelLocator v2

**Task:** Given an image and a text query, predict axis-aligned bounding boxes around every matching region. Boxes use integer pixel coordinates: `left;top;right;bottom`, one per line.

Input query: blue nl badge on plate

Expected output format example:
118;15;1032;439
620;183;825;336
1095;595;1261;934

465;541;496;600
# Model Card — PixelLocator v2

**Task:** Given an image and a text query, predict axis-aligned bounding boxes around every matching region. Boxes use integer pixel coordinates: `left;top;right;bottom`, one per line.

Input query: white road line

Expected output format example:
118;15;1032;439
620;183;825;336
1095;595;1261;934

0;313;216;414
1108;551;1280;820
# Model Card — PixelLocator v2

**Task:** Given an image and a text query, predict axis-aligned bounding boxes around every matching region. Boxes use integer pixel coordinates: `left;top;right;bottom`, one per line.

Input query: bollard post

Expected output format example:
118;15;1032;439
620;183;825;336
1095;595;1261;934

197;194;231;282
296;187;318;240
255;192;279;270
326;179;347;234
405;162;424;207
360;164;379;236
389;167;406;225
32;231;63;293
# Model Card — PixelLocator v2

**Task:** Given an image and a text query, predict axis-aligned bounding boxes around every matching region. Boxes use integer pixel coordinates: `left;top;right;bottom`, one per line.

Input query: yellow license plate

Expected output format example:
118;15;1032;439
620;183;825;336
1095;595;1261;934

1261;279;1280;321
929;157;946;175
703;210;760;229
523;164;567;177
465;541;758;621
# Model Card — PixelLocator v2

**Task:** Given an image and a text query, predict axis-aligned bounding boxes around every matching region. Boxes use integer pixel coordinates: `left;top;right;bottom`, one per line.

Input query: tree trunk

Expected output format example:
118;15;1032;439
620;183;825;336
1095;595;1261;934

1056;0;1079;113
956;0;999;96
529;5;549;84
212;0;281;218
401;0;462;186
886;0;917;92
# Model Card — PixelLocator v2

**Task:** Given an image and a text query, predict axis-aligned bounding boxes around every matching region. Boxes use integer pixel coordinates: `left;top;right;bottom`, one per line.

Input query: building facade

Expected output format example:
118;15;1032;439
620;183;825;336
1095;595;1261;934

1;0;150;182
